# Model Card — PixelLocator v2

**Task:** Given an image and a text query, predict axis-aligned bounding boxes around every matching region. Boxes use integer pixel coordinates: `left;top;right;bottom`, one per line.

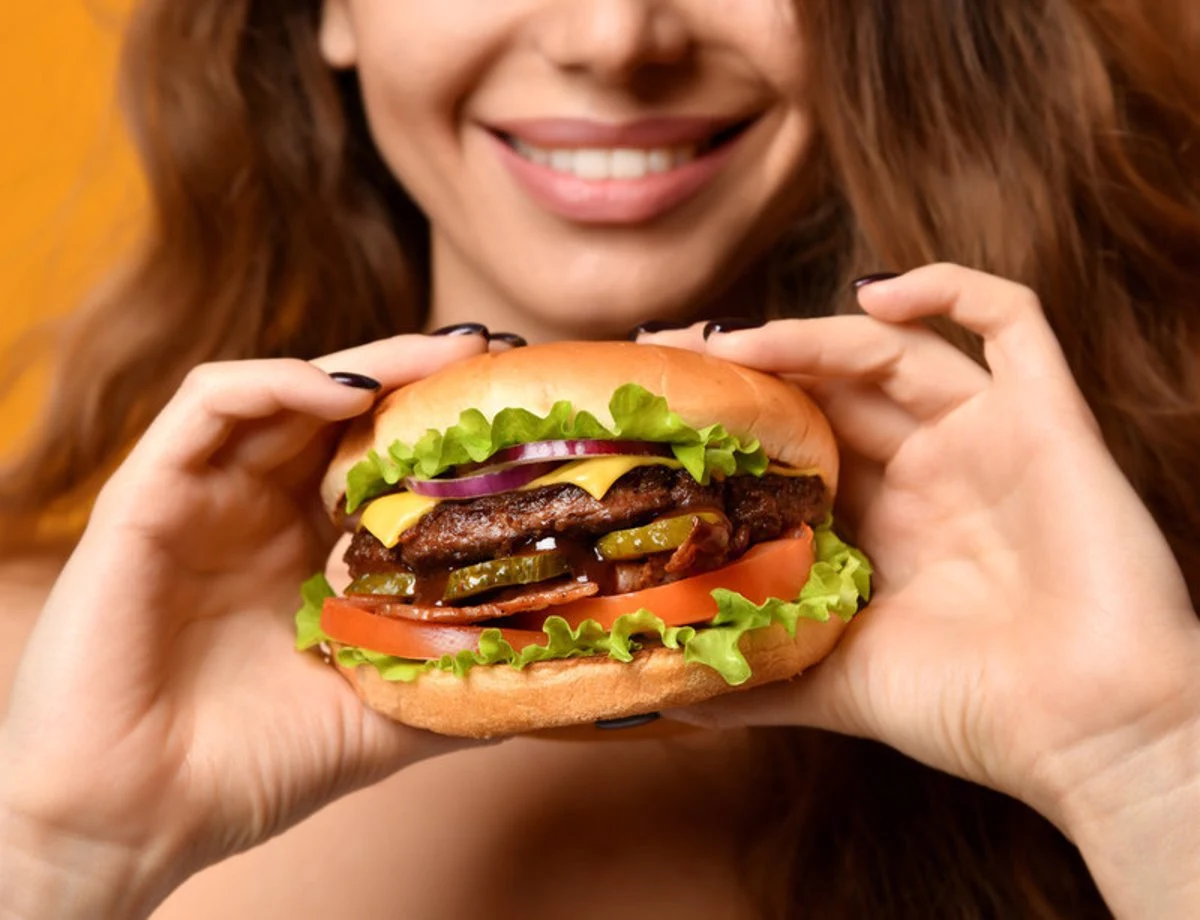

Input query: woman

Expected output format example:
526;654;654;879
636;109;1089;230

1;0;1198;916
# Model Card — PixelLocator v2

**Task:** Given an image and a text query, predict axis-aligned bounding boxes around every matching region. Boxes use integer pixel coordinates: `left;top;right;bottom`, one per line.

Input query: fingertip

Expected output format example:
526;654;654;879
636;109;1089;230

851;272;908;319
631;321;708;353
328;371;382;392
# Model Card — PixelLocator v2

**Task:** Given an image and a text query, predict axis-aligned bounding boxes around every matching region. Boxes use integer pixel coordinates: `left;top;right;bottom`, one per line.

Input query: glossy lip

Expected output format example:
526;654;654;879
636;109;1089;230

486;116;758;225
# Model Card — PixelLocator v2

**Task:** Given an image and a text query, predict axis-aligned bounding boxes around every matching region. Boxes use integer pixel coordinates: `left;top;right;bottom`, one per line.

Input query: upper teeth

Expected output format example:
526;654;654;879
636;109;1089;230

511;141;697;179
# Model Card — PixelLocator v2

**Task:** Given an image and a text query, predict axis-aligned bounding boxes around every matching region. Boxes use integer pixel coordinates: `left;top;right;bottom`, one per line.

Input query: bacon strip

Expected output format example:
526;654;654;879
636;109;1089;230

343;579;599;624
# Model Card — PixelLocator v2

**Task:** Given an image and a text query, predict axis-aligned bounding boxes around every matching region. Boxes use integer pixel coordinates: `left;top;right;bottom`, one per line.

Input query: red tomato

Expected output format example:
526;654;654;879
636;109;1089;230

511;531;815;630
321;531;815;661
321;600;549;660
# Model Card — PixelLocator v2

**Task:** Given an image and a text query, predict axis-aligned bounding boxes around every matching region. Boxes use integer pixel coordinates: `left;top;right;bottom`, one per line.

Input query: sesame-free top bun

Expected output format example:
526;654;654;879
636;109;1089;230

322;341;838;513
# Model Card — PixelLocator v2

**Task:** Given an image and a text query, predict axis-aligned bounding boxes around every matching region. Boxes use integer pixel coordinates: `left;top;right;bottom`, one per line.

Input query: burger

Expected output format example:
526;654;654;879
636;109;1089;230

295;341;871;738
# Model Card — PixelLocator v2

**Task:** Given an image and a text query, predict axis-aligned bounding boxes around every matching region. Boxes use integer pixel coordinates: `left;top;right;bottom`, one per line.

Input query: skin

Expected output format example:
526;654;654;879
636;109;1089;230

2;2;1199;918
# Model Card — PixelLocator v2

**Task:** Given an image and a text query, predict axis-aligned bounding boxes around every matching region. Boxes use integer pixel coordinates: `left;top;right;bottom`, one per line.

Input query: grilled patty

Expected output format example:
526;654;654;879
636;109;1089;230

345;466;827;578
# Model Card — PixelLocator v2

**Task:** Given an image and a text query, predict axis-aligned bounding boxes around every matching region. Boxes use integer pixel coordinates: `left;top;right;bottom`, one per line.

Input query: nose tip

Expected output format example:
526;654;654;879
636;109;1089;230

537;0;691;82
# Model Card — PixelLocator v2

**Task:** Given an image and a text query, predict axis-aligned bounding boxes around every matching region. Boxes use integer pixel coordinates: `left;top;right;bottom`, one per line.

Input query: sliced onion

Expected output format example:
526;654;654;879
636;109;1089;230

484;439;672;468
404;461;559;500
406;440;672;501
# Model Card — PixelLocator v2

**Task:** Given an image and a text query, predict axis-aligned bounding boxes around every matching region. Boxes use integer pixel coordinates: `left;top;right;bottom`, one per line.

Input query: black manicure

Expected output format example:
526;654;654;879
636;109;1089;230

701;317;764;340
595;712;661;731
488;331;528;348
627;319;689;341
431;322;489;337
851;272;901;290
328;371;381;391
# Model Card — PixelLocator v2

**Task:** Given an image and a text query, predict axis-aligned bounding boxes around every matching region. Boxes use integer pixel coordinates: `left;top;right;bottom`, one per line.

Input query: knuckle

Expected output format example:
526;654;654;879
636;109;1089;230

1006;284;1044;319
178;361;230;397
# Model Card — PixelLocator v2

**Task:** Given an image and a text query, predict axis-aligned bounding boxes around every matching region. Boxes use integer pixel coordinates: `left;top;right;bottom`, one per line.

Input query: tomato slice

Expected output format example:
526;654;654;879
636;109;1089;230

321;530;815;661
321;600;549;660
509;530;815;631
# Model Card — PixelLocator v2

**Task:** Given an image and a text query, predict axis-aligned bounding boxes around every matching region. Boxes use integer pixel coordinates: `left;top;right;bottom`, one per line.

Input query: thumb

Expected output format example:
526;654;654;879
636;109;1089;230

661;654;869;737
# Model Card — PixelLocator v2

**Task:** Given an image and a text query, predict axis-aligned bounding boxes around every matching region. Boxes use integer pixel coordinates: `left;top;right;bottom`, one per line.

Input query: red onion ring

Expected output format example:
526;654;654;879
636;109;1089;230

404;461;559;500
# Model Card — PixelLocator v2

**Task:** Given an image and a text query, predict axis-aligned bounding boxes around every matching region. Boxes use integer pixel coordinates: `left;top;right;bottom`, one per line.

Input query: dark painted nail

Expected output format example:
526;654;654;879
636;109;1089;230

851;272;900;290
328;371;381;391
431;322;489;337
488;331;528;348
701;317;763;340
627;319;688;341
595;712;661;731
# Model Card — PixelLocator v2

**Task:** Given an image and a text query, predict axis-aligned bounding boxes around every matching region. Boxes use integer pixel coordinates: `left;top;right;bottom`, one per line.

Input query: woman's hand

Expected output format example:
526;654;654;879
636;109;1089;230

0;332;489;916
643;264;1200;914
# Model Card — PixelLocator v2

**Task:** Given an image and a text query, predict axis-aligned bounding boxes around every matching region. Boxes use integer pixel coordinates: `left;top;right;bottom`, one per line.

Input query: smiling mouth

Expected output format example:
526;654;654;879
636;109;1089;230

493;119;755;182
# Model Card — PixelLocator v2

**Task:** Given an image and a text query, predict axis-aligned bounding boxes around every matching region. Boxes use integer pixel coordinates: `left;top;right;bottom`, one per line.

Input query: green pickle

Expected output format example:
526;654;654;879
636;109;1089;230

595;511;724;561
345;571;417;597
443;552;570;601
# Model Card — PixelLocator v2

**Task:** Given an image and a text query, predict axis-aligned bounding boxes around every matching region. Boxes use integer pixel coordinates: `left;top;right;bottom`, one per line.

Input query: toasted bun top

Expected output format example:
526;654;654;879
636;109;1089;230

322;341;837;514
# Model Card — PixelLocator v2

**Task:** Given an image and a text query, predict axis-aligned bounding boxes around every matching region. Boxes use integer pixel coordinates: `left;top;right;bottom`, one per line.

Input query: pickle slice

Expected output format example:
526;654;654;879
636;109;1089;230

594;511;725;561
345;571;417;597
443;551;570;602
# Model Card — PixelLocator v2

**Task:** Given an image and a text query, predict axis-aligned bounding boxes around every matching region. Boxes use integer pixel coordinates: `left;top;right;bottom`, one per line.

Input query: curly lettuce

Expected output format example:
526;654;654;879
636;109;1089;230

295;520;871;687
343;383;769;512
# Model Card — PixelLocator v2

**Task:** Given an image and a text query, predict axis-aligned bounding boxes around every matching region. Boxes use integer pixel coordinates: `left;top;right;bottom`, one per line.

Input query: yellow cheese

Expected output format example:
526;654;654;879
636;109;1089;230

360;490;441;549
523;456;681;499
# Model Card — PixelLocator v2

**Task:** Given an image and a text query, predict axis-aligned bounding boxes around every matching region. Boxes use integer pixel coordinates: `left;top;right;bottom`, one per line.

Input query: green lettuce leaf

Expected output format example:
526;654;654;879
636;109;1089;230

294;521;872;687
343;383;769;512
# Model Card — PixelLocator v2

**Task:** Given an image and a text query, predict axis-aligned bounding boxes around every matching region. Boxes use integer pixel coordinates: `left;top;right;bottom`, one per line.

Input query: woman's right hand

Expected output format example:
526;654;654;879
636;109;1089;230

0;332;489;918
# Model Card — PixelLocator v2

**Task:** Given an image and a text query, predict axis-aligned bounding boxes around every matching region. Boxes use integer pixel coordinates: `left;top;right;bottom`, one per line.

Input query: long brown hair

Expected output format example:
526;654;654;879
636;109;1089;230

3;0;1198;915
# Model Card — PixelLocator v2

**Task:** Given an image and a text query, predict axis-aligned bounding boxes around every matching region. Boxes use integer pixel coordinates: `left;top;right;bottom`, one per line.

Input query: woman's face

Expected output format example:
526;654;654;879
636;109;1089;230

320;0;814;338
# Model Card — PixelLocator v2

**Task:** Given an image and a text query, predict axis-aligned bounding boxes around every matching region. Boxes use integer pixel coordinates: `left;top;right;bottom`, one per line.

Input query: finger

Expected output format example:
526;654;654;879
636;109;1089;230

311;331;489;388
486;332;529;353
855;264;1073;383
663;649;865;737
803;379;918;465
630;321;708;352
220;335;490;478
705;316;991;421
117;360;375;480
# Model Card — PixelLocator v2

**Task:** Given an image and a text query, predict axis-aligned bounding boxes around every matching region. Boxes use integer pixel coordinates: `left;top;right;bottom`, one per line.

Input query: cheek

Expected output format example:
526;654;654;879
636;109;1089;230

718;2;808;97
349;9;513;160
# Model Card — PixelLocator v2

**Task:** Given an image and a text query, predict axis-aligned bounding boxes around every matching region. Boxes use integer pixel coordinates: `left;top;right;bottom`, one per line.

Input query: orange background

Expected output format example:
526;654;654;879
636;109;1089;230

0;2;140;453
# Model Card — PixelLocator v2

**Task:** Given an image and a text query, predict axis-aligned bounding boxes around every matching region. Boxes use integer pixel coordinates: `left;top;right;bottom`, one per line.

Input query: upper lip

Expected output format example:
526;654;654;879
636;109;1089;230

485;115;756;148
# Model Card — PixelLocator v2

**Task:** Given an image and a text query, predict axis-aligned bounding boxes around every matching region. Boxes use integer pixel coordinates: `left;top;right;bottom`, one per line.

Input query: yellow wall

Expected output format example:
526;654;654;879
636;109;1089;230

0;1;140;453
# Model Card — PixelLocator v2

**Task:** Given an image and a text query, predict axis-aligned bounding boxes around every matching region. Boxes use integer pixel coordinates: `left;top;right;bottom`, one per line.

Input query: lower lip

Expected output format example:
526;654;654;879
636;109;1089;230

489;132;744;225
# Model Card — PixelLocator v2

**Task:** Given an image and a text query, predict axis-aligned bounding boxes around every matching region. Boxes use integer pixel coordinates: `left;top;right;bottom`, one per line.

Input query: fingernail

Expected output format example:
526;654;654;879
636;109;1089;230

488;331;528;348
328;371;381;391
595;712;661;731
702;317;763;340
431;322;489;337
627;319;687;341
851;272;900;290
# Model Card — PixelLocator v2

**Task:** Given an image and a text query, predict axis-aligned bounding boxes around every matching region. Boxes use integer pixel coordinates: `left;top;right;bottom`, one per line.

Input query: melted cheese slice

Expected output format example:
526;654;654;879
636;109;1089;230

360;490;442;549
359;455;816;548
524;456;681;499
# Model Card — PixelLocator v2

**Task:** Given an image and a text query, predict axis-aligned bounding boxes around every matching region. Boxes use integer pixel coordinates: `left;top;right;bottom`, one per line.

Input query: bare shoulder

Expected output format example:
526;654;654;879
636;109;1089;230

0;554;63;713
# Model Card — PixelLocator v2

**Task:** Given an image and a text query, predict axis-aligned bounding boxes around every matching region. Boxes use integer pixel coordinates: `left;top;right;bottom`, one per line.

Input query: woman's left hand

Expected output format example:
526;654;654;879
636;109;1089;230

641;265;1199;869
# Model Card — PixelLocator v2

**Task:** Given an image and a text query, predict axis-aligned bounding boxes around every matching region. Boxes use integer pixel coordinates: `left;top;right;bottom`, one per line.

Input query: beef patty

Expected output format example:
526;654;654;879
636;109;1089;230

345;466;827;578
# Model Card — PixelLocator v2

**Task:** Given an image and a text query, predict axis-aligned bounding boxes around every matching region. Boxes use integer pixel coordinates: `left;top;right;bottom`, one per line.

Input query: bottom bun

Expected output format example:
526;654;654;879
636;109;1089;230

332;618;849;739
